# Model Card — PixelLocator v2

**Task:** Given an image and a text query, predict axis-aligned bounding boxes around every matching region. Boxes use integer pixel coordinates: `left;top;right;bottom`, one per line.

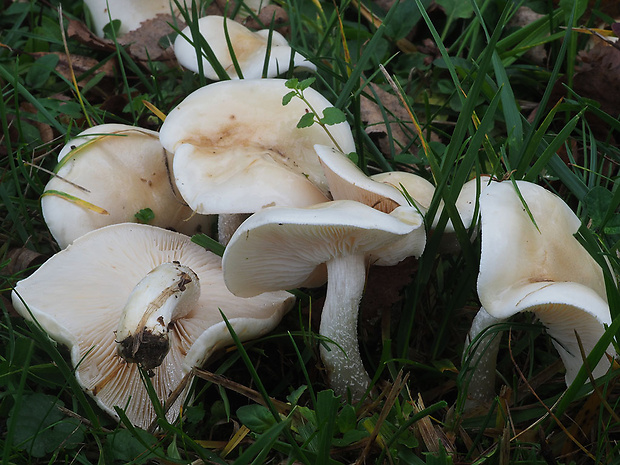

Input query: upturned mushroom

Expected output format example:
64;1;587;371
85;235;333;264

222;200;426;399
159;79;356;243
12;223;294;429
42;123;210;248
174;15;315;80
462;180;615;406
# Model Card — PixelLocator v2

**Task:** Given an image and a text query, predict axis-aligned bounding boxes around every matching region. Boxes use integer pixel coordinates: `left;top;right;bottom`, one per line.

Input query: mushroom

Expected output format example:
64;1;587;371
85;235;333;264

11;223;295;428
314;144;431;213
462;180;615;407
174;15;315;80
314;145;489;251
42;123;211;248
371;171;491;249
222;200;426;399
84;0;178;37
159;79;356;243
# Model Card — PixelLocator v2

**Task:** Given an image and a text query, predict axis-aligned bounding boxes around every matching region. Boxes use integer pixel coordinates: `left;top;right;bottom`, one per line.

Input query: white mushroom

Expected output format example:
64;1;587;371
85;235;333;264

314;145;489;251
84;0;178;37
372;171;491;248
159;79;356;243
42;124;211;248
174;15;315;80
222;200;425;399
314;144;430;213
11;223;294;429
462;180;615;407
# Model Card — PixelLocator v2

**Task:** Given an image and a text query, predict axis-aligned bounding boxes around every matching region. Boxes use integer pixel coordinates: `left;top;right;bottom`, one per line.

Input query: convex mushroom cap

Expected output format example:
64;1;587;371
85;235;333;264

84;0;178;37
174;15;315;79
222;200;425;399
12;223;294;429
463;180;615;406
160;79;355;243
160;79;355;215
42;124;210;248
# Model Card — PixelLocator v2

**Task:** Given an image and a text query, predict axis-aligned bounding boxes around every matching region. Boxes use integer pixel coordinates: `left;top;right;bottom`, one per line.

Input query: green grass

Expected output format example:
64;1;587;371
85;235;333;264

1;0;619;463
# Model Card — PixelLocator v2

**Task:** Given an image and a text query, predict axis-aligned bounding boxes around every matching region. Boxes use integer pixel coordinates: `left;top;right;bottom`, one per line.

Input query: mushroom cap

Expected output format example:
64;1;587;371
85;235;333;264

84;0;177;37
11;223;294;429
222;200;425;298
477;180;614;385
174;15;315;80
371;172;491;233
42;124;210;248
159;79;356;214
370;170;436;213
478;180;607;311
314;145;408;213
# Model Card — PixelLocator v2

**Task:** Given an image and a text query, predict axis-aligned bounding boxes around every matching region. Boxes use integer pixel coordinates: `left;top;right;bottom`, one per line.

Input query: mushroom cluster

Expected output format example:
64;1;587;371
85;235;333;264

12;38;617;429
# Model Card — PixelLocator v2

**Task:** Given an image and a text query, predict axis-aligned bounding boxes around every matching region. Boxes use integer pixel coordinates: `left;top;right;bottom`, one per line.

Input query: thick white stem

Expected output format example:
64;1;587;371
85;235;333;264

116;262;200;370
218;213;251;246
462;307;505;409
319;254;370;400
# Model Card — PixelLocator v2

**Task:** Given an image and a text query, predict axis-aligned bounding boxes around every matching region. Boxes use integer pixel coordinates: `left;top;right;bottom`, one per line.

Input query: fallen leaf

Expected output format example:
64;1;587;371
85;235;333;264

117;14;185;65
31;51;116;89
361;83;422;158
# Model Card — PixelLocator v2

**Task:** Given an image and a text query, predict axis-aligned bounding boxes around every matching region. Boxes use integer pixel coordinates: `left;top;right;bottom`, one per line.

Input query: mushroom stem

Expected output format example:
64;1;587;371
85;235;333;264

319;254;370;400
218;213;251;246
462;307;505;409
116;262;200;370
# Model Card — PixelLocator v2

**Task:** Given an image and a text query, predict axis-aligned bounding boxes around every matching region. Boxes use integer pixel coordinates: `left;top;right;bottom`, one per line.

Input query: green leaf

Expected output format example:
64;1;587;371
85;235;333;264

337;404;357;433
383;0;430;40
298;77;316;90
435;0;475;19
285;77;299;89
134;207;155;224
9;393;85;458
583;186;620;234
319;107;347;126
237;404;277;433
297;112;316;128
25;53;59;88
282;90;296;106
106;428;160;464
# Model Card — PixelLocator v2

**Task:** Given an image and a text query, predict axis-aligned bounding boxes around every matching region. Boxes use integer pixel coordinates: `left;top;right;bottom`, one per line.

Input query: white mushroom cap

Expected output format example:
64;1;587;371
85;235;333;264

84;0;178;37
314;145;410;213
314;145;490;251
174;15;315;80
160;79;356;214
42;124;211;248
478;181;607;309
369;171;436;213
222;200;425;297
222;200;425;398
371;171;491;232
11;223;294;429
465;180;615;405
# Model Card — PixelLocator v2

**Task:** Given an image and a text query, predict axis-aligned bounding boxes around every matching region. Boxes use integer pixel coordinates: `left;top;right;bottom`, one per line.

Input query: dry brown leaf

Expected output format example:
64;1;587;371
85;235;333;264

361;83;420;157
67;14;185;67
31;51;115;89
241;4;291;37
117;14;184;65
67;18;113;51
